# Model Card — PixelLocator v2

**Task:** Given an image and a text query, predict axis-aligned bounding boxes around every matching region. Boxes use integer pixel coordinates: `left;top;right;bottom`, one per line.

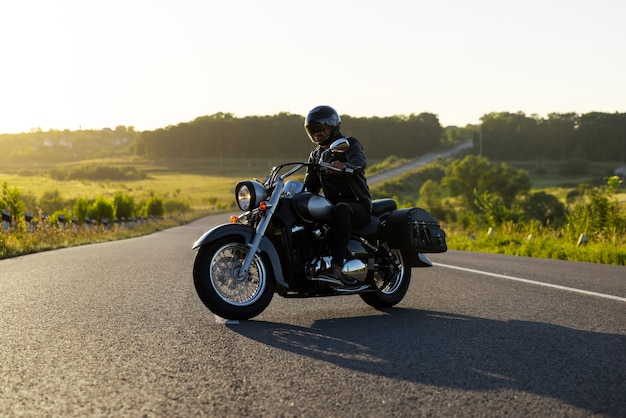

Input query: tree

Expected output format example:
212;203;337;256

442;155;493;210
540;113;578;160
481;162;531;208
480;112;538;160
518;191;566;226
417;179;447;221
442;155;530;212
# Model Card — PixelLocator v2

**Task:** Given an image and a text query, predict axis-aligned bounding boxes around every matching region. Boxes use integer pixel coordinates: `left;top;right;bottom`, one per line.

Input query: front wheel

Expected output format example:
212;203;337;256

360;248;411;308
193;237;275;320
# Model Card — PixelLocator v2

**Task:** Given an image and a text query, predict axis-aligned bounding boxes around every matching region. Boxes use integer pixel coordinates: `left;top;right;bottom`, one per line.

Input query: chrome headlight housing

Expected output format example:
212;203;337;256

235;181;267;211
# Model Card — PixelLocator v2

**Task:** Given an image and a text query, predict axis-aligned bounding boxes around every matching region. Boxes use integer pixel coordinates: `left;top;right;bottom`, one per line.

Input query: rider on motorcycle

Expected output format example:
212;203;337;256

303;105;373;285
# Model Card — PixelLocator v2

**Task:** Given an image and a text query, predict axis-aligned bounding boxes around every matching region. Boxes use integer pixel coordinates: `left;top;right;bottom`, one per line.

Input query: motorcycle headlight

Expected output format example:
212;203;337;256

235;181;267;211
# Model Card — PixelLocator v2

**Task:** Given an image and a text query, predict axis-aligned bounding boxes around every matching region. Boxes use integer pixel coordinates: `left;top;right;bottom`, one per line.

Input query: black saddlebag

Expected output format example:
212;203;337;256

385;208;447;253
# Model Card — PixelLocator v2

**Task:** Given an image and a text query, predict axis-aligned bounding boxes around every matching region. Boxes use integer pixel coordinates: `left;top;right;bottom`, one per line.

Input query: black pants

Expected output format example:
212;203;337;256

331;202;371;267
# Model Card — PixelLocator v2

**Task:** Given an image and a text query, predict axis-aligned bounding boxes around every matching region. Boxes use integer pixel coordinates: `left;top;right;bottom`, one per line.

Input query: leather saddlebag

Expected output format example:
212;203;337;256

385;207;447;253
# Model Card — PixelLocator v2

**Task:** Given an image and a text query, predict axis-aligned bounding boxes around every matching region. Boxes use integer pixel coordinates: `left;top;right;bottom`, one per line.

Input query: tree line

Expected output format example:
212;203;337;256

132;111;626;162
1;111;624;163
0;126;136;165
478;111;626;162
132;112;445;160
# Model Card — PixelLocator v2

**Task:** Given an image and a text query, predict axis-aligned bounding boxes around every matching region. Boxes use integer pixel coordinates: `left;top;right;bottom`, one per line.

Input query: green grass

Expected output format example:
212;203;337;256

447;224;626;265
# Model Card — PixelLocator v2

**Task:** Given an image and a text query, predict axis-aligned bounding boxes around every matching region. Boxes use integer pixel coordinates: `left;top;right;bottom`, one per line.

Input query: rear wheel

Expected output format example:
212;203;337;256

360;247;411;308
193;237;274;320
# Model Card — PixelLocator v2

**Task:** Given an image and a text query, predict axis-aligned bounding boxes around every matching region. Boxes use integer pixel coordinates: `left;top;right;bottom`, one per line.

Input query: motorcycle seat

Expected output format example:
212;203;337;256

352;216;381;241
372;198;397;216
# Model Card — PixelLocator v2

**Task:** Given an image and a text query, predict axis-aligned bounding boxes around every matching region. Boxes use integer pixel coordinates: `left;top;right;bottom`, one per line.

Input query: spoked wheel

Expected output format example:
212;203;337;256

193;237;274;320
360;246;411;308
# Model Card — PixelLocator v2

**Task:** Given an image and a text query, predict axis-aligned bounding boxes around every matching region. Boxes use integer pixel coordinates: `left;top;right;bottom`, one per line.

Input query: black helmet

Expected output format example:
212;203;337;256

304;105;341;145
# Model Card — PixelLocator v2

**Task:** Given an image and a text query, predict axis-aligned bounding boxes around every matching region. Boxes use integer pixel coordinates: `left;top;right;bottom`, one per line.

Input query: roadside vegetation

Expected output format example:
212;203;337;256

370;157;625;265
1;111;625;264
2;154;624;264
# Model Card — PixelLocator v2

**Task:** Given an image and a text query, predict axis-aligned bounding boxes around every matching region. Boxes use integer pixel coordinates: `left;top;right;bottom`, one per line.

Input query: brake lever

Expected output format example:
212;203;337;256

319;161;353;174
319;161;342;173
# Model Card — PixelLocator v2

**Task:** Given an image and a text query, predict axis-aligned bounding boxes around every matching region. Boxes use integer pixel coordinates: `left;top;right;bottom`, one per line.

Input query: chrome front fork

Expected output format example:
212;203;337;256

236;180;283;279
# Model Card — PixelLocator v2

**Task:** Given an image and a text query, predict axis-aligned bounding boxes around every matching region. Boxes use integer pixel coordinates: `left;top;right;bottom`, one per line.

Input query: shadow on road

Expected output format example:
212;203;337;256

229;309;626;416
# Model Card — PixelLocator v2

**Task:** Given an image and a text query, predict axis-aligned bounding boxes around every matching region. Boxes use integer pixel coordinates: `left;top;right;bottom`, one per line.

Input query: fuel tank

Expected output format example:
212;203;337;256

292;192;334;222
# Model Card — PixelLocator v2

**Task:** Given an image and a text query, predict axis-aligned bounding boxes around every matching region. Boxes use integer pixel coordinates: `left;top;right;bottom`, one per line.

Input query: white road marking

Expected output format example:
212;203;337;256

433;262;626;303
214;315;240;324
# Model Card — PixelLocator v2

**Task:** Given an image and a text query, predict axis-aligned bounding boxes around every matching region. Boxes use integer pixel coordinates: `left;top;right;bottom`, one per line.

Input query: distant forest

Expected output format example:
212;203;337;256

1;111;625;164
133;112;446;160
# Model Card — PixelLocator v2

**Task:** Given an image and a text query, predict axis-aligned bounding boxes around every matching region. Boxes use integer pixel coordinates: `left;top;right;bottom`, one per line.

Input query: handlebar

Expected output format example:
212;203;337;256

266;157;355;187
319;161;354;174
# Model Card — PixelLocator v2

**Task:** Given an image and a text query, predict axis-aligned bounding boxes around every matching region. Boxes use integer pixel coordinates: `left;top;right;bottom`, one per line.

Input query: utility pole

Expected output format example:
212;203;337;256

479;125;483;157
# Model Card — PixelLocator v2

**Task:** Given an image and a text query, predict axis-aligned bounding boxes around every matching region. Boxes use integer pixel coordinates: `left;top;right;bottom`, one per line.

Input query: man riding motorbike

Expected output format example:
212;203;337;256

303;105;373;286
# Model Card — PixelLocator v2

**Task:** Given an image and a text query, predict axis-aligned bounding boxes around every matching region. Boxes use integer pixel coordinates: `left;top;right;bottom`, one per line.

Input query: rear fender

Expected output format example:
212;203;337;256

193;223;288;288
408;252;433;267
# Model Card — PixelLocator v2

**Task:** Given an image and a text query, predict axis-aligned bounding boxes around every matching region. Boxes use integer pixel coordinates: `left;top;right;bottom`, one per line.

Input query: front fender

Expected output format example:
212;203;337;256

192;223;288;289
192;223;254;249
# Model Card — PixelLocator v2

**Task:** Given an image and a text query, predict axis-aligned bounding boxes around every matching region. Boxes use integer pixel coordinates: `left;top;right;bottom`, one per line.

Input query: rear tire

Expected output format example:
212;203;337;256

193;237;275;320
360;248;411;308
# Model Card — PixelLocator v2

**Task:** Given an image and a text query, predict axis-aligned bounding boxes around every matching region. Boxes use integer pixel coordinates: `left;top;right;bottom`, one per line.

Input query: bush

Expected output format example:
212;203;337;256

1;182;24;225
113;192;136;219
142;196;164;217
40;189;67;214
518;191;566;226
564;176;625;241
88;197;115;223
73;198;90;223
50;210;72;225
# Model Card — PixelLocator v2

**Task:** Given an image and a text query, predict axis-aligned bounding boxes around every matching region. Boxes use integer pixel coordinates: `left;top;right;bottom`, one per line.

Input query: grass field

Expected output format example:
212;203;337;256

0;157;286;211
2;156;624;209
1;155;404;210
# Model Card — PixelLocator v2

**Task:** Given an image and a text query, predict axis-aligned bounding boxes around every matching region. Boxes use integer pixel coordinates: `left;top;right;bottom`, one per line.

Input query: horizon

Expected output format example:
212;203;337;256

3;108;626;135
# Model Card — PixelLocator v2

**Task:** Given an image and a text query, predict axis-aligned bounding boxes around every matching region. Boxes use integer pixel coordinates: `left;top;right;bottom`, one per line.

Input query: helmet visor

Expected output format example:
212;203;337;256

305;123;331;143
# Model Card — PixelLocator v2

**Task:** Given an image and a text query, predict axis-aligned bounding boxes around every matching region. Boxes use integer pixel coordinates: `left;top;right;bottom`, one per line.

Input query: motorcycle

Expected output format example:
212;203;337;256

192;138;447;320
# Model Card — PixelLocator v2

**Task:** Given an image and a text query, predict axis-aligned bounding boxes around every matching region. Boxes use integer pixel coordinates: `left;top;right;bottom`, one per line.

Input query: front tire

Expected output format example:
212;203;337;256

193;237;275;320
360;248;411;308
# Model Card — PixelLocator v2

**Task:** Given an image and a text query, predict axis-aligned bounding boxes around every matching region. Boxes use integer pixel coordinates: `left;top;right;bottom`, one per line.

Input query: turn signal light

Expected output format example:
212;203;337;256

229;215;238;223
259;201;268;211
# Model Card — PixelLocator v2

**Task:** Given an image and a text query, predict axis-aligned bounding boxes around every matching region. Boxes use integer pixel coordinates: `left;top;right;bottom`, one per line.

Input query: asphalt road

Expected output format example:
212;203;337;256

1;214;625;417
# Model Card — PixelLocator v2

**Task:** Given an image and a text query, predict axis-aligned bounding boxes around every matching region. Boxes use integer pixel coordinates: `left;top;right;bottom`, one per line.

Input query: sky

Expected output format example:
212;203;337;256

1;0;624;134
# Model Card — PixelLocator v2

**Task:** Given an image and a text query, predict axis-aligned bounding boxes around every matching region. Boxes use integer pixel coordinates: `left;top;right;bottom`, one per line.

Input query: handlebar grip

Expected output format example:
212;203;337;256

320;161;352;174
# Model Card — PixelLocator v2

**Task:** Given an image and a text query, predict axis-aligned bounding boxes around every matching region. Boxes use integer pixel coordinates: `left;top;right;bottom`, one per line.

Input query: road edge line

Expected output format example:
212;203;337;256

433;262;626;303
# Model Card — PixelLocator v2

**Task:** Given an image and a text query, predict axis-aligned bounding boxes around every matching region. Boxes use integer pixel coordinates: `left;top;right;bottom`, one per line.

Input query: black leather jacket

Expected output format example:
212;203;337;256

304;136;372;210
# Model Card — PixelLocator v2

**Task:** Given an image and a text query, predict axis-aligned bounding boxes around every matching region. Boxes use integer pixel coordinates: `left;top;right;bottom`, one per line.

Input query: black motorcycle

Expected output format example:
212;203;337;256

193;138;447;320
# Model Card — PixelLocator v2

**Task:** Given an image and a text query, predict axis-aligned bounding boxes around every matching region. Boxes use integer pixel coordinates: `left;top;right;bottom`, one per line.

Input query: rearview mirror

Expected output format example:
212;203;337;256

329;138;350;152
